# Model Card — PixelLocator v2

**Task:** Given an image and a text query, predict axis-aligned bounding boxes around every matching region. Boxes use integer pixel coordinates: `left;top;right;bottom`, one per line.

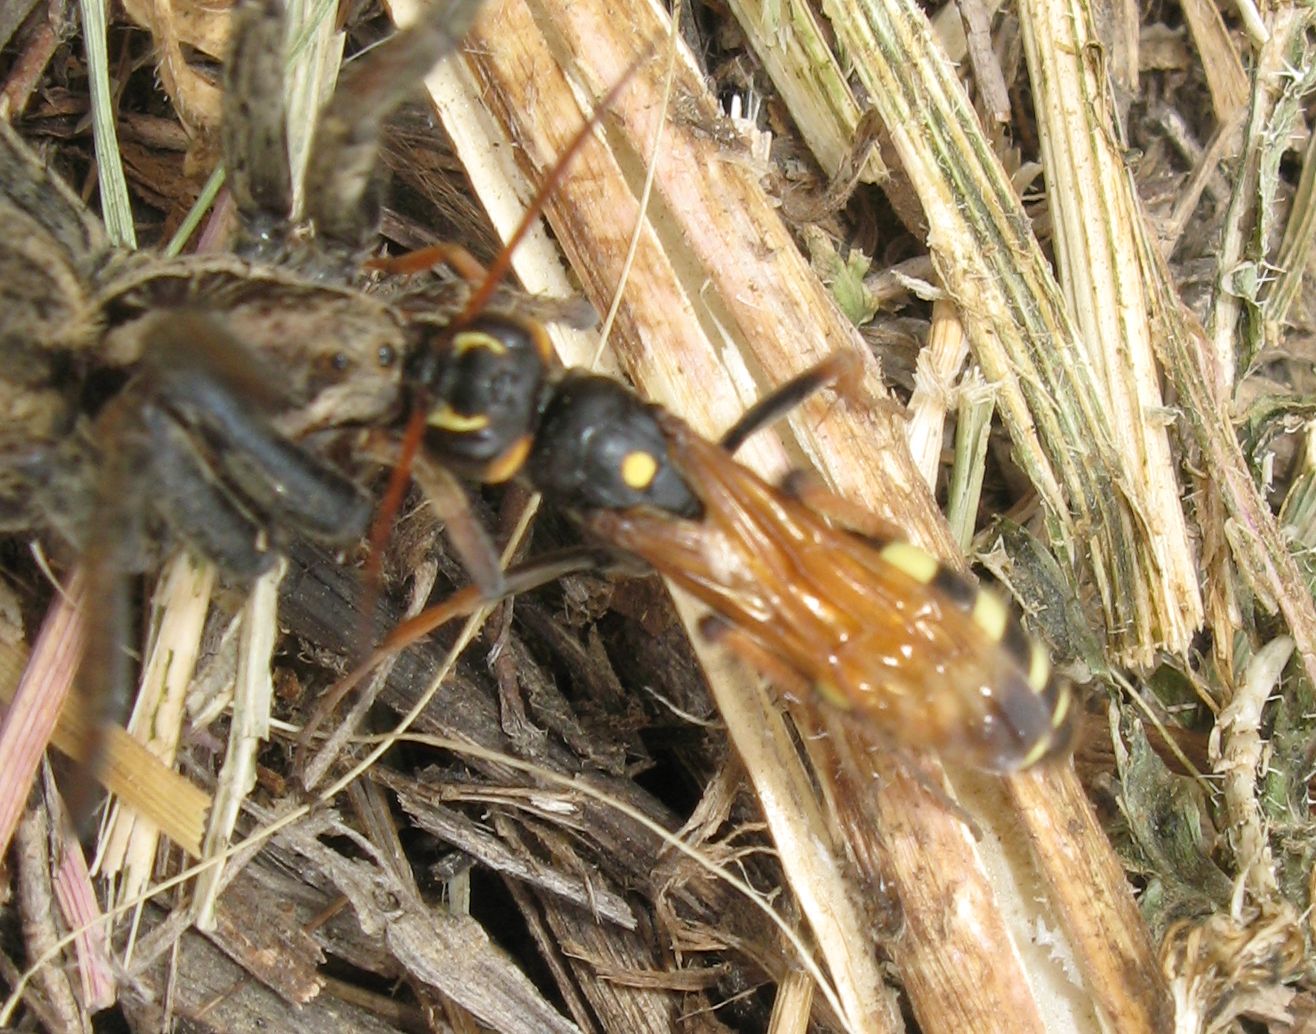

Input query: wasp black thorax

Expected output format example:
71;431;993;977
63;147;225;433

529;372;702;517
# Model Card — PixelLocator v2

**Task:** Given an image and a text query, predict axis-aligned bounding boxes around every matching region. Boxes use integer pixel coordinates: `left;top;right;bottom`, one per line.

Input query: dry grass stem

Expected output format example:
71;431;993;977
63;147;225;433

723;0;888;184
191;560;283;928
1;582;210;858
1019;0;1204;660
905;299;969;487
97;550;213;898
1178;0;1248;117
17;801;90;1033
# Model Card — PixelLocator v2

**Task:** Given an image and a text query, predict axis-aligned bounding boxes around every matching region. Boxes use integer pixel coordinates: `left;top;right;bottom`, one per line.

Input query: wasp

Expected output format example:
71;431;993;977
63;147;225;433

0;1;1077;1029
333;296;1078;773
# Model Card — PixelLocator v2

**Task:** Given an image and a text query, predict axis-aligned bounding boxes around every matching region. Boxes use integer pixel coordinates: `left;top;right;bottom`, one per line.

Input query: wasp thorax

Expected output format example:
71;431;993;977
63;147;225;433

529;371;701;517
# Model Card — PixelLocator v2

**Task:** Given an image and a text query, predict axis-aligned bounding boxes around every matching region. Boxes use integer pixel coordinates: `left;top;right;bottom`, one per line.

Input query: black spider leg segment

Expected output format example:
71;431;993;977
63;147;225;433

67;313;371;825
141;402;282;580
717;351;860;455
137;312;374;545
71;390;149;829
68;380;288;828
223;0;293;257
303;0;485;253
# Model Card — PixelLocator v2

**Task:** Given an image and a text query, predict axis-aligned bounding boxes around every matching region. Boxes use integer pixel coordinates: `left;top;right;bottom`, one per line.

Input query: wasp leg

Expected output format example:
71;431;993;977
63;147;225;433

303;0;484;252
410;448;506;598
347;431;505;670
372;244;598;330
296;545;614;773
378;545;620;656
138;312;372;546
223;0;293;258
697;614;814;696
776;470;909;544
367;241;489;281
718;350;863;454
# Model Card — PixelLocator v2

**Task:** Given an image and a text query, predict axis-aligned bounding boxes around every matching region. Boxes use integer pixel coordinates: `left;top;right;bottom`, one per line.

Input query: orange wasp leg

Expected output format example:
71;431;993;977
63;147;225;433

777;470;910;544
295;546;616;763
365;241;488;282
697;614;818;706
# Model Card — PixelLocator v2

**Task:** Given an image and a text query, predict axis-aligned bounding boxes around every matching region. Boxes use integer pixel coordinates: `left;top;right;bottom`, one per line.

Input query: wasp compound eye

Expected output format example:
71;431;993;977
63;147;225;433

529;371;700;517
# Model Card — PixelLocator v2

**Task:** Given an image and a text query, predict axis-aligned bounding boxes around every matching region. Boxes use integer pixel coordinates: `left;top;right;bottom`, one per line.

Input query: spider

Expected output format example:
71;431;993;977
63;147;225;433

0;0;495;824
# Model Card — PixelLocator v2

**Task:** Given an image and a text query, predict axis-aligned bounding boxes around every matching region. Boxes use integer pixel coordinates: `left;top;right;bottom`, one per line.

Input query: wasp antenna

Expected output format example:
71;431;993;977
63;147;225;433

456;40;659;325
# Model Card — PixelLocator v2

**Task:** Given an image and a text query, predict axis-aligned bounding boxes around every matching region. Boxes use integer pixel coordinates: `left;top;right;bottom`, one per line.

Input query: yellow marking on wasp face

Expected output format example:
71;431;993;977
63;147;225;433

452;330;507;357
482;434;533;484
1027;642;1051;693
814;680;853;710
621;450;659;491
429;404;489;433
1019;731;1055;769
971;590;1008;643
1049;682;1072;730
879;541;939;584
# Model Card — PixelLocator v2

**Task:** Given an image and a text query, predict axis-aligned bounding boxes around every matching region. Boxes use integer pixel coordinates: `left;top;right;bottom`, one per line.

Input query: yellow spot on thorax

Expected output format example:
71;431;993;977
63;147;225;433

621;450;659;490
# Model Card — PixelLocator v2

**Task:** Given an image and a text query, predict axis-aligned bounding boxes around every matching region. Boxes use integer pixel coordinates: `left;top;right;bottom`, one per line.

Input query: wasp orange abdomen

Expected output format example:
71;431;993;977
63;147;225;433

854;537;1076;771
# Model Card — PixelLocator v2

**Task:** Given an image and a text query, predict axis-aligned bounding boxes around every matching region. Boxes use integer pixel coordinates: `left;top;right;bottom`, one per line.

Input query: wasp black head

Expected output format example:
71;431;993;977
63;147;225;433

530;371;701;517
407;314;552;483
